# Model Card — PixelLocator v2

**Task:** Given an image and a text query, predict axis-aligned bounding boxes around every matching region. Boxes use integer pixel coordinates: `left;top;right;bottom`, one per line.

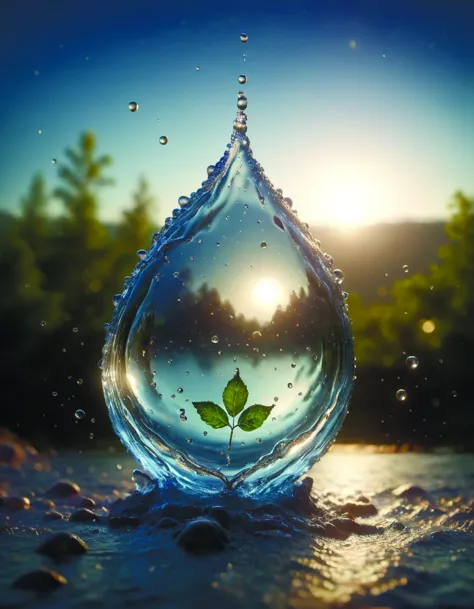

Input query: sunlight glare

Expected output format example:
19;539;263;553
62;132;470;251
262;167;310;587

251;277;283;309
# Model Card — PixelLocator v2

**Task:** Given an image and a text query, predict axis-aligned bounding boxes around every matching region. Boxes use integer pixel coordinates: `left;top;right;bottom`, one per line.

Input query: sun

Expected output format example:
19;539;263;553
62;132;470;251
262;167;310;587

251;277;283;309
328;182;370;228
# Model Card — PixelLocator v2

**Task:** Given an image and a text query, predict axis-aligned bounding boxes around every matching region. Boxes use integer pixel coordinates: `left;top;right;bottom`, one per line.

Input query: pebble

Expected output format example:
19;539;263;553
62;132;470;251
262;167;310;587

0;442;26;467
5;496;30;511
46;480;81;499
12;569;67;591
156;517;178;529
43;511;64;521
70;508;99;523
32;498;55;510
36;532;88;558
79;497;96;508
177;517;229;554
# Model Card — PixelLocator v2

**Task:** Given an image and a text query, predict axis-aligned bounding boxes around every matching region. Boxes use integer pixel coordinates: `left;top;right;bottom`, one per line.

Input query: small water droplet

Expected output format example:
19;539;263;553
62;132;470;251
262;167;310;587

128;101;139;112
402;264;409;273
274;397;278;402
186;438;193;444
77;379;83;385
287;383;293;389
159;136;168;145
291;363;296;368
40;320;46;327
452;389;458;398
240;33;248;43
177;387;183;394
396;389;407;402
151;381;157;388
178;196;190;207
207;165;215;176
406;355;419;369
173;271;179;278
252;330;262;339
75;409;85;420
333;269;344;284
256;438;262;444
195;66;200;71
238;74;247;84
137;249;147;260
112;294;121;307
237;96;248;110
51;159;57;164
260;241;267;249
38;129;43;135
211;335;219;344
203;431;208;436
52;391;58;397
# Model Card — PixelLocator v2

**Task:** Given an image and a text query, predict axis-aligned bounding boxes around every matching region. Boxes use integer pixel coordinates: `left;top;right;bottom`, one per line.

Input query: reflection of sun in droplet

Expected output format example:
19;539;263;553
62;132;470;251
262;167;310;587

251;278;283;309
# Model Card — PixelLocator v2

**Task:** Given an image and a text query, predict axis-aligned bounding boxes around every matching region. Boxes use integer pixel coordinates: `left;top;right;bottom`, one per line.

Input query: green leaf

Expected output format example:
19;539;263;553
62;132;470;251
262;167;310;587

192;402;230;429
237;404;274;432
222;374;249;417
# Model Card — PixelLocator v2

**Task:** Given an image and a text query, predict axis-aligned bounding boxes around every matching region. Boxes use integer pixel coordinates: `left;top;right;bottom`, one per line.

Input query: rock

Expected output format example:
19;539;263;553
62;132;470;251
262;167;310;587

32;498;56;510
393;484;426;500
70;508;99;523
46;480;81;499
208;506;231;529
338;501;378;518
5;496;30;511
36;532;88;558
159;503;203;521
79;497;96;508
43;511;64;521
177;517;229;554
108;516;140;529
12;569;67;591
0;441;26;468
156;517;178;529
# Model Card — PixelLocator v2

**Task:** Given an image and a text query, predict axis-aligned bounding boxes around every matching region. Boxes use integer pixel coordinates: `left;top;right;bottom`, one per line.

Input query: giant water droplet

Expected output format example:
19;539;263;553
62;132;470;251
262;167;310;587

102;100;353;497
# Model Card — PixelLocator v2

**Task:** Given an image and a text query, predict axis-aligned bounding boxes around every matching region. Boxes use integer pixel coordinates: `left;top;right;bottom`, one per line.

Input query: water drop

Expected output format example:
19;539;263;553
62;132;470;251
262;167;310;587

288;383;293;389
75;409;85;420
203;431;208;436
256;438;262;444
406;355;419;369
252;331;262;339
196;66;200;71
137;249;147;260
240;33;248;43
159;136;168;145
52;159;57;164
260;241;267;249
402;264;409;273
52;391;58;397
112;294;121;307
396;389;407;402
238;74;247;84
40;320;46;327
186;438;193;444
237;96;248;110
333;269;344;284
177;387;183;394
178;196;190;207
291;363;296;368
211;335;219;344
38;129;42;135
207;165;215;176
128;101;139;112
77;379;83;385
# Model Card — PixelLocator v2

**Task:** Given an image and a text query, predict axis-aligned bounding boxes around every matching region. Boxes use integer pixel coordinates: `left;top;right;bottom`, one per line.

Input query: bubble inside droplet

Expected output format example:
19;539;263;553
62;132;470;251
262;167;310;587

159;136;168;145
75;409;85;420
128;101;139;112
211;335;219;344
260;242;267;249
333;269;344;284
40;320;46;327
178;196;190;208
396;389;407;402
402;265;409;273
73;327;78;333
238;74;247;84
240;33;248;43
406;355;419;369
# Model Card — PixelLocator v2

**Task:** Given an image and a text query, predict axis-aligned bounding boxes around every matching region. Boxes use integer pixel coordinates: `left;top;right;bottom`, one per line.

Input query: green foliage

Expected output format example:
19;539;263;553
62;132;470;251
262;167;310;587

192;372;273;460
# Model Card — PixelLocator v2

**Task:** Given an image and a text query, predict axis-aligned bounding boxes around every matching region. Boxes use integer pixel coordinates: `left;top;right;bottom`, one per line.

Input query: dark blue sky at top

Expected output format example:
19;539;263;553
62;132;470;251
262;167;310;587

1;0;473;225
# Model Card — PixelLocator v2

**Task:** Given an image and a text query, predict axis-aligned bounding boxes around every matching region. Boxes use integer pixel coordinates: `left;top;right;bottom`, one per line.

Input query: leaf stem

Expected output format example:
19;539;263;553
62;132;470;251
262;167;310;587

227;417;235;464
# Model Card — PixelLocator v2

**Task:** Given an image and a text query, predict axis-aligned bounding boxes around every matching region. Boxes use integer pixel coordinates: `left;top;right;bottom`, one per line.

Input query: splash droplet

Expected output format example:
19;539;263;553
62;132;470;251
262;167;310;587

207;165;215;176
128;101;139;112
40;320;46;327
178;196;190;208
402;264;409;273
137;249;147;260
211;335;219;344
240;33;248;43
75;409;85;420
159;136;168;145
237;96;248;110
52;159;57;164
406;355;419;369
396;389;407;402
333;269;344;284
238;74;247;84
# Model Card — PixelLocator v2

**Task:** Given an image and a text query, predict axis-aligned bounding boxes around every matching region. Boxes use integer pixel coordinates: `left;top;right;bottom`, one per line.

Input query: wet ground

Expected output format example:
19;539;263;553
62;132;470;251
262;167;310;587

1;447;473;608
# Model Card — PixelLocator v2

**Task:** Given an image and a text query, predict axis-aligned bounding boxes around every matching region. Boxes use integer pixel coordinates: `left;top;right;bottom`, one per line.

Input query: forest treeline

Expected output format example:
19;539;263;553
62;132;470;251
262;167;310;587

1;131;473;449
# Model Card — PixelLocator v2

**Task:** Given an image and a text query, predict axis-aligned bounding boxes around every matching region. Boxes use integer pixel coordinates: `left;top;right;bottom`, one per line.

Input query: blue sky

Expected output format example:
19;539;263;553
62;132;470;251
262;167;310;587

1;0;473;227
